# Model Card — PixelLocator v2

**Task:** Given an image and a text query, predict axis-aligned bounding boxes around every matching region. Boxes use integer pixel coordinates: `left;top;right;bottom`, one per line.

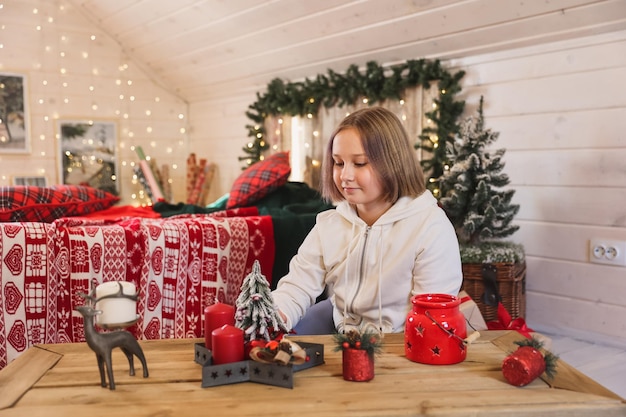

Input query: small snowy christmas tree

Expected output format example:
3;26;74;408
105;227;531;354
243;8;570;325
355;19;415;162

235;260;289;342
439;97;523;262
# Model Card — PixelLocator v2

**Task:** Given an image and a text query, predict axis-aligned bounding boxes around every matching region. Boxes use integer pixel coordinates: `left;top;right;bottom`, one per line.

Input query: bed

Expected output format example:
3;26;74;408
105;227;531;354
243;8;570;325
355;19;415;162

0;153;333;369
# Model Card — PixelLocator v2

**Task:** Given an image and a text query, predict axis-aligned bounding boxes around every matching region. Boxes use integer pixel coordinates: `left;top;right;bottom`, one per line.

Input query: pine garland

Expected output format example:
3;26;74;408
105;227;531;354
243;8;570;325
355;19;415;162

241;59;465;186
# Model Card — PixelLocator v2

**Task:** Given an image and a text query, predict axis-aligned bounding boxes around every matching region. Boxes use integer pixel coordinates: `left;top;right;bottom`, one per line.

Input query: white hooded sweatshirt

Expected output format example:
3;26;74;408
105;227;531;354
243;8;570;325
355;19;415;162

272;190;462;333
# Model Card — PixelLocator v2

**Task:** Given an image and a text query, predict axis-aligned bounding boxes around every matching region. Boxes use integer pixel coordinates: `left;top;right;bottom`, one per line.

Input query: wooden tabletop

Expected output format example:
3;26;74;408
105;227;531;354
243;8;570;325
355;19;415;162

1;331;624;416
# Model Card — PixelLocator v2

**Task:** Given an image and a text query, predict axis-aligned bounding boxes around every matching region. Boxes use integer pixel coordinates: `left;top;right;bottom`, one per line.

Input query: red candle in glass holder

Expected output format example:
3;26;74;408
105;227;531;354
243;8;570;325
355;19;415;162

211;324;245;365
204;303;235;349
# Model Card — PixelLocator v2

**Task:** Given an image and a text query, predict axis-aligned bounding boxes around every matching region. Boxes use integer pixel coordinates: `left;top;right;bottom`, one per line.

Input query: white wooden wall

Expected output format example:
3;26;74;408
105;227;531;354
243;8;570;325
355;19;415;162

188;93;258;204
191;30;626;347
449;31;626;347
0;0;190;205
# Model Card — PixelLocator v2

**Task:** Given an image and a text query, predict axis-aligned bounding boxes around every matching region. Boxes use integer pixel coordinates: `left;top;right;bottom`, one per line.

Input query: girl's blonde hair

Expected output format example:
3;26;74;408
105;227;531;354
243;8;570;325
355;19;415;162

321;106;426;203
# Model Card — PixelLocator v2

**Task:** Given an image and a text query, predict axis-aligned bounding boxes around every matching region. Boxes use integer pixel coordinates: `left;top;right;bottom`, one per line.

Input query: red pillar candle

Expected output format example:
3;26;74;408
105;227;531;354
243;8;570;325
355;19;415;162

204;303;235;349
211;324;245;365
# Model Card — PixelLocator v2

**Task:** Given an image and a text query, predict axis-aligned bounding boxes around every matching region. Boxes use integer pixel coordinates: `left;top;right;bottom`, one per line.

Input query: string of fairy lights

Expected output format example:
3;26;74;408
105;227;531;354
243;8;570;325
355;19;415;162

0;1;188;206
2;3;466;203
257;94;429;187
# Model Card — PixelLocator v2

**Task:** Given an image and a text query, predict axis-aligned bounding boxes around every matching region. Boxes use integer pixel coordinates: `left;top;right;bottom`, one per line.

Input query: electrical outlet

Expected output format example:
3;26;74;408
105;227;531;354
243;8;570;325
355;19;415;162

589;238;626;266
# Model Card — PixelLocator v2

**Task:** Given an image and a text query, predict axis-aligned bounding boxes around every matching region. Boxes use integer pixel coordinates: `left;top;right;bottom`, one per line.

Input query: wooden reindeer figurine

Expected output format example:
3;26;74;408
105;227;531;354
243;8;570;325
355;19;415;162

75;305;149;390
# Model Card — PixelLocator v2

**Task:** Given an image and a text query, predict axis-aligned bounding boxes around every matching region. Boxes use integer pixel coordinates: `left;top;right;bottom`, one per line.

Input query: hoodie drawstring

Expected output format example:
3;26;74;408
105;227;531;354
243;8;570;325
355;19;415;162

377;227;384;334
342;222;357;333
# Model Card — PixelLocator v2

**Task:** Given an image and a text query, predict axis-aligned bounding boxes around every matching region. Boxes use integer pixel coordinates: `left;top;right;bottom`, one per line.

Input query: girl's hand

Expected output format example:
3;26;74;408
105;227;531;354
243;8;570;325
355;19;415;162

278;309;288;324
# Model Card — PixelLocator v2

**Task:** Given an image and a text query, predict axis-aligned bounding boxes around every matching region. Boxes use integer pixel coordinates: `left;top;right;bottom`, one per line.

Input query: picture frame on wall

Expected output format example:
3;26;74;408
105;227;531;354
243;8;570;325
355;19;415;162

12;176;47;186
0;72;30;154
58;119;119;195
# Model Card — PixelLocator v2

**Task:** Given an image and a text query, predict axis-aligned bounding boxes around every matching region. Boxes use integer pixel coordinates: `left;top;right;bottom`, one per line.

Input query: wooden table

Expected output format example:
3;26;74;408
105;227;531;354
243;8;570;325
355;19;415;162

1;331;624;416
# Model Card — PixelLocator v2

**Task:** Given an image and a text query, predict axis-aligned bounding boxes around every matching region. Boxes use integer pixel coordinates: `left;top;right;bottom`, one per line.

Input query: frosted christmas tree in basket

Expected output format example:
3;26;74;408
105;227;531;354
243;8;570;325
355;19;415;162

439;96;526;323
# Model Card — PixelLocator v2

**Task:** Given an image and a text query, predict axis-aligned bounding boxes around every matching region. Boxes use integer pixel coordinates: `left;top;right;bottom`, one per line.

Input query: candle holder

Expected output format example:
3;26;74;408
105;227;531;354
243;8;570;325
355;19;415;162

194;340;325;389
194;261;324;389
77;281;148;390
334;330;382;382
94;281;140;330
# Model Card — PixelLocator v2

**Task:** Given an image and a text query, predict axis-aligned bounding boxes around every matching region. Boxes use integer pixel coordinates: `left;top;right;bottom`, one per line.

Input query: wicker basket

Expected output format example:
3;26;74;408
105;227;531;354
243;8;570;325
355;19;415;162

461;262;526;323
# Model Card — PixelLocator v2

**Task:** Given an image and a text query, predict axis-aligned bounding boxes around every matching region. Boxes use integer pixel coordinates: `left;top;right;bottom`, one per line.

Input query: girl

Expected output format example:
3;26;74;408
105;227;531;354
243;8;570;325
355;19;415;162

272;106;462;334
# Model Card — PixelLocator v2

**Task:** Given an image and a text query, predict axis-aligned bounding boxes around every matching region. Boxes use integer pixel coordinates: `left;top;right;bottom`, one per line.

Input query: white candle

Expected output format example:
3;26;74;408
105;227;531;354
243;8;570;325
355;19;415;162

95;281;137;327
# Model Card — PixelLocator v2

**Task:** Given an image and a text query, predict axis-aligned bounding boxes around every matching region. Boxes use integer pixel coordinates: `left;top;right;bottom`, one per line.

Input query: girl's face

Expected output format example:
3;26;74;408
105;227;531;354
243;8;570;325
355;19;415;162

332;128;391;222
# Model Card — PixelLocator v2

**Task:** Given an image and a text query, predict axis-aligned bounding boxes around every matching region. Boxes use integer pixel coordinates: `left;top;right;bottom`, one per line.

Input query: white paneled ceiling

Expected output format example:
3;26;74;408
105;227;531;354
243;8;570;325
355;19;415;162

67;0;626;103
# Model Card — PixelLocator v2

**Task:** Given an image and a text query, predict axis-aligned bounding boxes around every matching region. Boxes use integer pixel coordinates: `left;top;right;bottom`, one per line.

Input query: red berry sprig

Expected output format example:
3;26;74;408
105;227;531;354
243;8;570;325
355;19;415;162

334;330;383;356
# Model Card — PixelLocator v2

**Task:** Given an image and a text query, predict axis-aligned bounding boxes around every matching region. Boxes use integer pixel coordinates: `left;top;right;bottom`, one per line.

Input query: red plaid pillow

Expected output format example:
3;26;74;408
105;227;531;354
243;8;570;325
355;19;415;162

0;186;76;222
227;152;291;208
50;185;120;215
0;185;119;222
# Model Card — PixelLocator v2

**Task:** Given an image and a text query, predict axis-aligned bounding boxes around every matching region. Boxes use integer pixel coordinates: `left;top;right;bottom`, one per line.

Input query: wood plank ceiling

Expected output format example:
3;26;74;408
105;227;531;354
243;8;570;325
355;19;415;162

68;0;626;103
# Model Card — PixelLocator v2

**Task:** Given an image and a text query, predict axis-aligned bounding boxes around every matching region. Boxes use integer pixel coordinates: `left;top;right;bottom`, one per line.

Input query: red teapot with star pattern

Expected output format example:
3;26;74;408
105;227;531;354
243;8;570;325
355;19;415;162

404;293;467;365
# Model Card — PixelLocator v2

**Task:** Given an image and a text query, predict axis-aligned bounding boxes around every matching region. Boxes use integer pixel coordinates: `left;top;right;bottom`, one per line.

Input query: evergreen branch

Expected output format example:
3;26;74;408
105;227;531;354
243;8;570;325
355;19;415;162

333;330;383;356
